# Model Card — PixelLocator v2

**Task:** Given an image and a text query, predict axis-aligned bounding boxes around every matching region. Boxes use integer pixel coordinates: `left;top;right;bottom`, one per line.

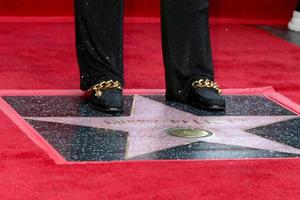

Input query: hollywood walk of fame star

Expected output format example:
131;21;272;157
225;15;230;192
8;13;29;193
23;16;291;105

25;95;300;159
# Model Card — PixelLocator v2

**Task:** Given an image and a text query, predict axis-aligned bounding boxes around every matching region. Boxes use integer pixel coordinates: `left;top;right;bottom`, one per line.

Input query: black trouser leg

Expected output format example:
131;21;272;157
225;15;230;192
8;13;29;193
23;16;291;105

161;0;214;101
75;0;124;91
75;0;214;97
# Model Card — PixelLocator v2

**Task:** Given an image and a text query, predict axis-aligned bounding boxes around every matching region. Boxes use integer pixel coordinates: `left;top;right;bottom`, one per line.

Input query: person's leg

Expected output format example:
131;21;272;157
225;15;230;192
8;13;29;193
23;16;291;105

75;0;124;91
161;0;224;110
288;1;300;32
75;0;124;112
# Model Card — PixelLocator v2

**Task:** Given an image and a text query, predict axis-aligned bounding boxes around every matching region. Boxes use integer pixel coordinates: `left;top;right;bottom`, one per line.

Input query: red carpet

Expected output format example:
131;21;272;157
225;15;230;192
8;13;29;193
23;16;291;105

1;20;300;199
1;0;300;199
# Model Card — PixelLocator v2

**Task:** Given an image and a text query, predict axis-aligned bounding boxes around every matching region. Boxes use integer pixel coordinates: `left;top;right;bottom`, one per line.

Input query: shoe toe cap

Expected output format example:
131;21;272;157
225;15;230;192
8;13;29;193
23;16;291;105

90;89;123;111
190;88;225;110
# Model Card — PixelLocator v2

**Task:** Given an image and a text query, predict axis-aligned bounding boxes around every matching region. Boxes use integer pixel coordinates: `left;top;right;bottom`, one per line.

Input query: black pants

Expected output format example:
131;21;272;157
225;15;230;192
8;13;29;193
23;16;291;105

75;0;214;101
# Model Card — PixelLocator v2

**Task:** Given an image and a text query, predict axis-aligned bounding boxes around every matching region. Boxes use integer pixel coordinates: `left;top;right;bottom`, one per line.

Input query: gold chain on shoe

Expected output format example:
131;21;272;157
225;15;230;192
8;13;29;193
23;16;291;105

89;80;122;97
192;79;222;94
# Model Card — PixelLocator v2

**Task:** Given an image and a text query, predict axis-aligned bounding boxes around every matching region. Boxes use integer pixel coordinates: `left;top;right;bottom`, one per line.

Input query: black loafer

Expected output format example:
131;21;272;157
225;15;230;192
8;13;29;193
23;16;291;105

188;87;225;111
166;79;226;111
88;89;124;112
87;80;124;112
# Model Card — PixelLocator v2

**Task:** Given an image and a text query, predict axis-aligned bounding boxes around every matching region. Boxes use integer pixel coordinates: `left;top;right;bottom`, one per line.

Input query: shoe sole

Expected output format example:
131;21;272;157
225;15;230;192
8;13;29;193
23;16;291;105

189;100;226;111
88;102;124;113
166;97;225;111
